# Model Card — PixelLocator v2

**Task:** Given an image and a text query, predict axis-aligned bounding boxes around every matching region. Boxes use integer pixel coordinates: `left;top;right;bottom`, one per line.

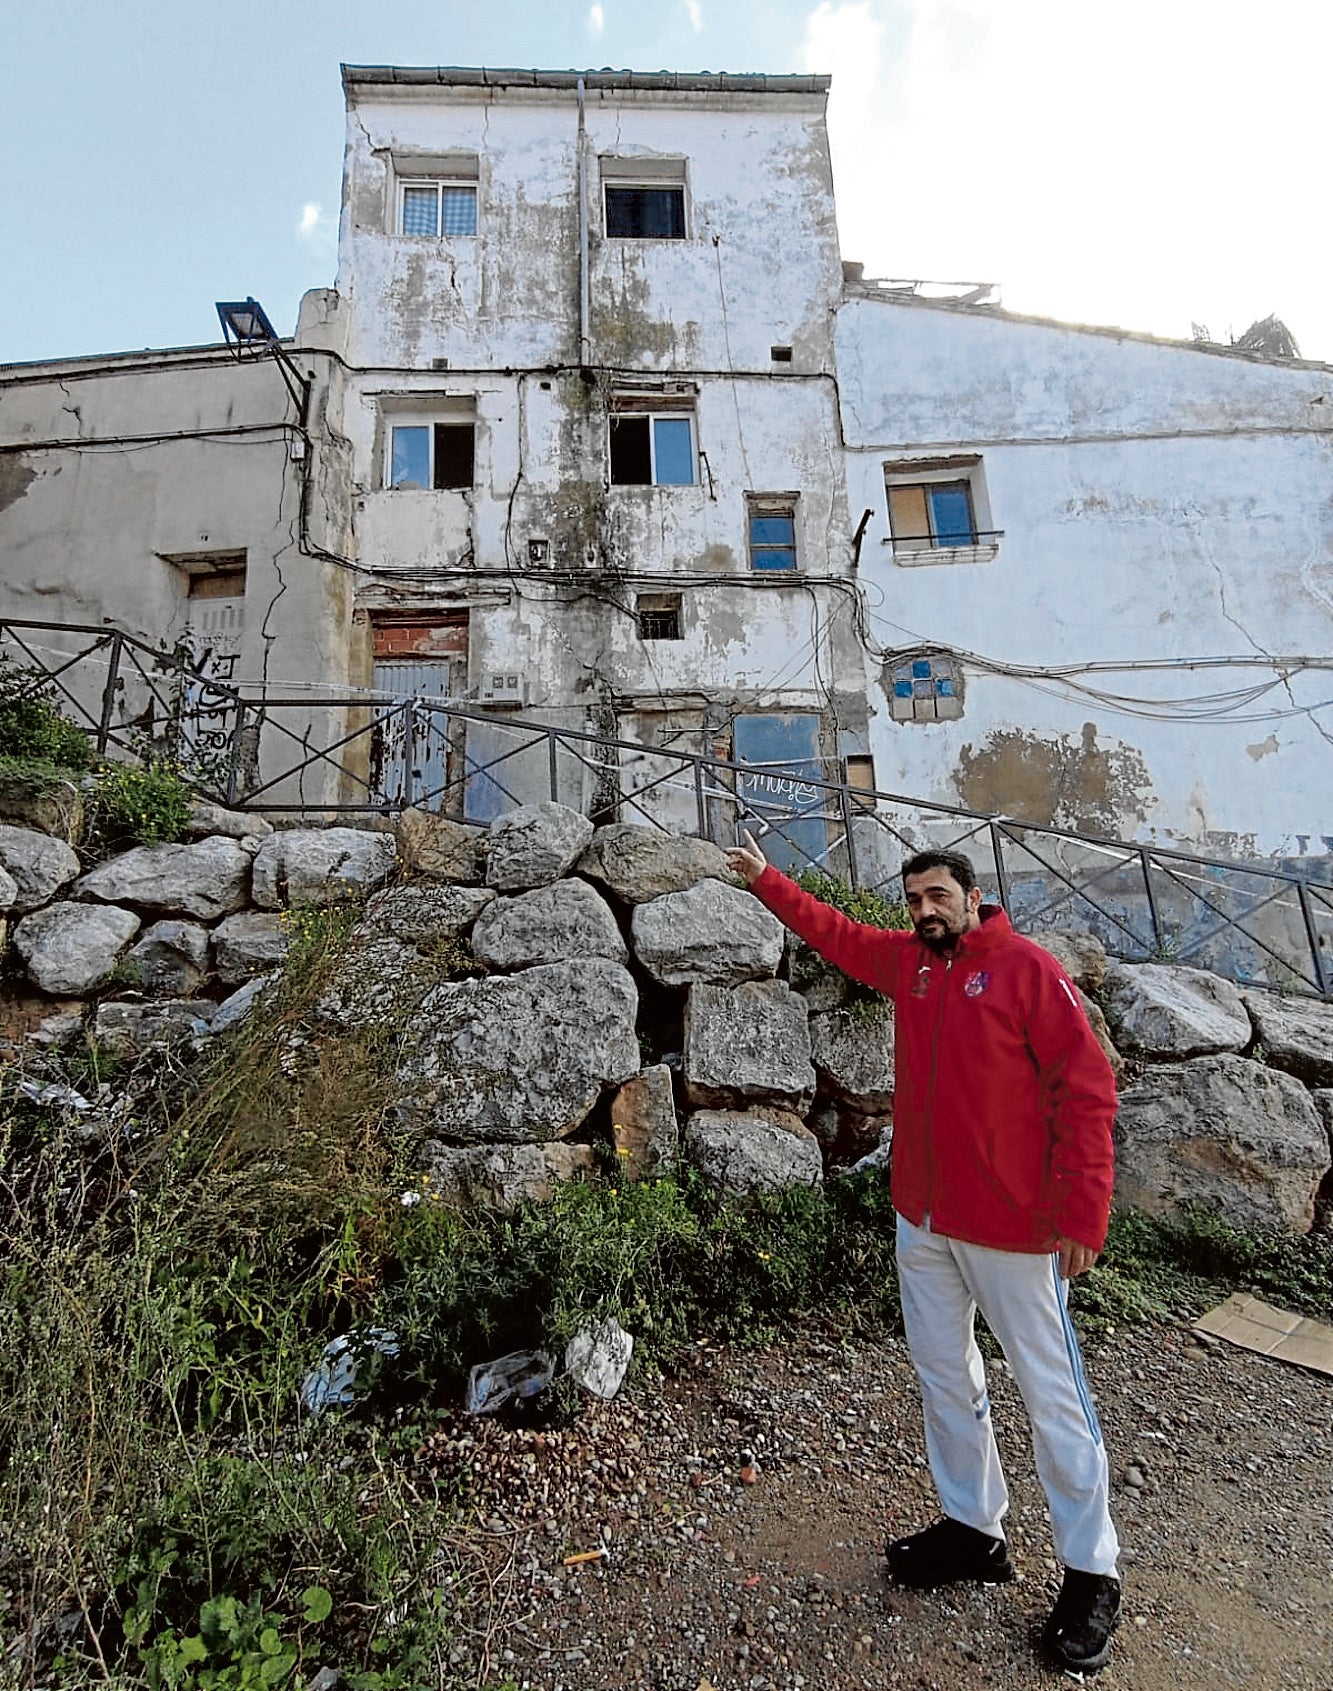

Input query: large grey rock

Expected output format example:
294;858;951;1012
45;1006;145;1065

1242;990;1333;1088
472;879;626;971
396;809;485;883
0;864;17;911
13;902;140;994
359;883;494;948
251;827;396;909
75;837;252;920
0;823;81;912
93;998;218;1056
212;973;276;1035
788;936;858;1012
1101;960;1250;1058
485;802;594;892
576;824;731;905
1314;1090;1333;1157
1114;1053;1329;1233
0;772;83;842
632;880;785;986
809;999;895;1112
127;919;211;996
314;939;434;1031
212;911;290;986
420;1141;596;1211
394;958;639;1143
185;799;273;840
1031;929;1108;993
683;979;816;1112
610;1065;680;1178
683;1108;824;1195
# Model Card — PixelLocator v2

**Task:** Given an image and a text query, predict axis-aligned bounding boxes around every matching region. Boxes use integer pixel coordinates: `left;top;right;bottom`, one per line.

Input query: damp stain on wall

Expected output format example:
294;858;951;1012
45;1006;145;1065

954;722;1153;834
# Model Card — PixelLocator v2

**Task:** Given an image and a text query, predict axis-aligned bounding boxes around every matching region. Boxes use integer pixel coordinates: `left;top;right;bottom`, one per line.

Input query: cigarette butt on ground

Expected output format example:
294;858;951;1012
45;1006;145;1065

562;1547;609;1566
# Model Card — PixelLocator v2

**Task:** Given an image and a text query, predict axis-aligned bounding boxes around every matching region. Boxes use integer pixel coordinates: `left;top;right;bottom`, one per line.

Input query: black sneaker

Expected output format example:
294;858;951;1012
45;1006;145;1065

1042;1568;1122;1672
885;1517;1015;1588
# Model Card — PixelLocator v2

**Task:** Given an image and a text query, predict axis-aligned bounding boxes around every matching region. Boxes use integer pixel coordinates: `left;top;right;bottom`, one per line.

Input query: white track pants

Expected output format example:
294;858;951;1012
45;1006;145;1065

896;1212;1120;1577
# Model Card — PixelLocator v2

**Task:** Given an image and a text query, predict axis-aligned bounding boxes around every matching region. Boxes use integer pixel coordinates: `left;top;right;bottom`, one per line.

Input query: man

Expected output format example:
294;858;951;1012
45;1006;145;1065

724;835;1122;1674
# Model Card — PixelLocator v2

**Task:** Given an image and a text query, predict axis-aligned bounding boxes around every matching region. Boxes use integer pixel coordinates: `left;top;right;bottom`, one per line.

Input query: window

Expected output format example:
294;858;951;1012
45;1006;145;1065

884;456;999;566
387;421;476;490
636;594;682;640
601;156;688;239
398;180;477;237
888;655;963;722
610;409;696;486
747;497;798;572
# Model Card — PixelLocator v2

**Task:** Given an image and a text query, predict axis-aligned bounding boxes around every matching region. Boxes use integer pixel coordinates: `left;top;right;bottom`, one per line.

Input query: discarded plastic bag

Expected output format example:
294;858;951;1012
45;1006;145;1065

564;1317;633;1401
299;1327;399;1415
465;1349;556;1415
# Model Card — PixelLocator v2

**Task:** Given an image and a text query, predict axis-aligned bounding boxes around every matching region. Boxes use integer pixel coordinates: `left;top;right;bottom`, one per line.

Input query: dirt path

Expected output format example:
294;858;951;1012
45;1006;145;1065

421;1318;1333;1690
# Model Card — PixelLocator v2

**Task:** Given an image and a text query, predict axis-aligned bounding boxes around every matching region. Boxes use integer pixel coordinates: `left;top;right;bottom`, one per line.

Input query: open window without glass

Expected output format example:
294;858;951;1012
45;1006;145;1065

388;421;476;490
610;411;696;486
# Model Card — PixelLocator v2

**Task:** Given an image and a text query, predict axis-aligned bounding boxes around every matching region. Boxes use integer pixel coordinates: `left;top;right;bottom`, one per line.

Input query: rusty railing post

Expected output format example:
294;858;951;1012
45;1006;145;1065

96;633;122;755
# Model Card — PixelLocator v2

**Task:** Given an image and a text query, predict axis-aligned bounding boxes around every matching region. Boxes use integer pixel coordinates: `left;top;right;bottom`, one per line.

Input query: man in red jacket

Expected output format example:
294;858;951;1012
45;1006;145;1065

726;835;1122;1674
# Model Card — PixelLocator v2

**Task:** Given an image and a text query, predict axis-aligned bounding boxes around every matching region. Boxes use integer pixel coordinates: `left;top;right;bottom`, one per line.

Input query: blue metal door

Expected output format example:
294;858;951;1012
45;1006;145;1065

732;713;828;875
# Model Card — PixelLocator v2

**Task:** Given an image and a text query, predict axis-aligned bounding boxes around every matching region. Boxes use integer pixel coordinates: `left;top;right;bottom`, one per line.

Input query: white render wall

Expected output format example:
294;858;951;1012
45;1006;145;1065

838;298;1333;860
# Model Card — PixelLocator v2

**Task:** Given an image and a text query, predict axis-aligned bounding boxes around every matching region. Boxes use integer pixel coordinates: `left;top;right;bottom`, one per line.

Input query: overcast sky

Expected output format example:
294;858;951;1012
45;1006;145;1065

3;0;1330;366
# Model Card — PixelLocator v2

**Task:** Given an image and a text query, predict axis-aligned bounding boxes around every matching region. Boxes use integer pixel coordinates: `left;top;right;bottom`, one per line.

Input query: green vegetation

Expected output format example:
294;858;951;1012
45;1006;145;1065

793;868;911;931
0;656;91;772
86;760;194;850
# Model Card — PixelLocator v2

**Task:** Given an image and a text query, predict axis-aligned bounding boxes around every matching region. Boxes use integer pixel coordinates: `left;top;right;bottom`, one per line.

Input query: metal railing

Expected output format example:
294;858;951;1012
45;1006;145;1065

3;617;1330;998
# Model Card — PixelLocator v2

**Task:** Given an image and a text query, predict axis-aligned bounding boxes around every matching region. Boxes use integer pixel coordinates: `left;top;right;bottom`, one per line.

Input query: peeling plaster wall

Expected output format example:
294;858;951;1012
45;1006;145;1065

839;299;1333;859
0;351;357;802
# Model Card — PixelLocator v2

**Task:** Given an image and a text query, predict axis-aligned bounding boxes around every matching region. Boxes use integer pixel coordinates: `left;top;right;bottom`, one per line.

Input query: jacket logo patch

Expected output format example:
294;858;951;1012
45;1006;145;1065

963;970;991;998
911;962;932;997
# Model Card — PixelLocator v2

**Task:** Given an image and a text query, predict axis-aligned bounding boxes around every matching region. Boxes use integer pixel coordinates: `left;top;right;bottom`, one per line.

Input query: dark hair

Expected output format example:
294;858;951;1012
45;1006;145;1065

901;849;977;895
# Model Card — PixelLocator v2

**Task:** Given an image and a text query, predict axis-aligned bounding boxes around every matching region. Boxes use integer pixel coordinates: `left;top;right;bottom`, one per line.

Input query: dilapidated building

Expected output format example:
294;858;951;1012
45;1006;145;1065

1;62;1329;870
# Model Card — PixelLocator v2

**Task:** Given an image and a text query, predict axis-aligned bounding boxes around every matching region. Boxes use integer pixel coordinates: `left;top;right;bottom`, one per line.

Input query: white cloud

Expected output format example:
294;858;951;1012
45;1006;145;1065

685;0;703;29
298;203;325;239
798;0;1333;359
588;3;605;33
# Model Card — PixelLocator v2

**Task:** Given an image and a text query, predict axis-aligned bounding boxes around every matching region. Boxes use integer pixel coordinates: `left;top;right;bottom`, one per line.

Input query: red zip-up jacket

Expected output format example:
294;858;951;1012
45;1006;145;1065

752;867;1118;1254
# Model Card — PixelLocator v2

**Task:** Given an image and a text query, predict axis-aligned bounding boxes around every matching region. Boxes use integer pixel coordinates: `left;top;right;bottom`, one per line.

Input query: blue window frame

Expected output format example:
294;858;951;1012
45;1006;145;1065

609;412;696;486
887;479;978;548
748;502;798;572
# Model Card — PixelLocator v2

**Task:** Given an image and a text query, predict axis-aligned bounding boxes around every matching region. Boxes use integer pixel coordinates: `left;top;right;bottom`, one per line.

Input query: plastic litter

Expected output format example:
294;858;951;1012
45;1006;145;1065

564;1317;634;1401
464;1348;556;1415
17;1079;93;1112
299;1327;399;1415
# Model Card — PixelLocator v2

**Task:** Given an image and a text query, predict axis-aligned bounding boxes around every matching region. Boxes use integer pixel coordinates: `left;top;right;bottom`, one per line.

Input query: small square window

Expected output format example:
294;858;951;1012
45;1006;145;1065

748;498;798;572
610;411;696;486
605;183;686;239
399;181;477;238
387;421;476;490
889;655;964;722
636;594;683;640
888;481;978;549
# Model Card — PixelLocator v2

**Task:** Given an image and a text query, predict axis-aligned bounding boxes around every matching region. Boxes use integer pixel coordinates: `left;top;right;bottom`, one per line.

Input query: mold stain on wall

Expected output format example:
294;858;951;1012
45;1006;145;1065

955;722;1153;835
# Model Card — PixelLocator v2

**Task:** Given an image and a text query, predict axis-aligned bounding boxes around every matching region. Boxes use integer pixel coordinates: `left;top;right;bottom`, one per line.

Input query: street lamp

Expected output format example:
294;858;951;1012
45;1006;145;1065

215;297;310;421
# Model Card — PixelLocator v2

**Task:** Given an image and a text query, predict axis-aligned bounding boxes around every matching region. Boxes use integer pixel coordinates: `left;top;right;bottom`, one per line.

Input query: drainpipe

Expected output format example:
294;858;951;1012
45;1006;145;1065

577;77;591;370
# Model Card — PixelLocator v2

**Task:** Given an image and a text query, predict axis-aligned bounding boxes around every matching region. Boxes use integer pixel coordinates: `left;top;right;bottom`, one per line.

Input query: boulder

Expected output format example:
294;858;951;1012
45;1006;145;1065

472;879;626;971
1114;1053;1330;1233
27;1008;85;1050
610;1065;680;1178
126;920;211;996
251;827;396;909
1030;929;1108;993
13;903;140;995
75;837;252;920
358;883;494;949
485;802;594;892
212;911;290;986
394;958;639;1143
683;979;816;1112
0;864;16;911
93;998;218;1056
1315;1090;1333;1158
1080;988;1124;1079
808;999;895;1112
313;939;434;1032
807;1099;891;1167
420;1141;596;1211
212;973;276;1035
576;823;731;905
682;1108;824;1195
1242;990;1333;1088
1101;960;1250;1058
788;936;858;1012
0;771;84;842
632;880;785;986
184;799;273;840
395;809;485;883
0;823;81;913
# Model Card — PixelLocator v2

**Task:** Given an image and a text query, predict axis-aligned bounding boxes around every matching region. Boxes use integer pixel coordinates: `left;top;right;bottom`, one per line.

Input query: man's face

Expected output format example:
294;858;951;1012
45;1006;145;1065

903;867;982;953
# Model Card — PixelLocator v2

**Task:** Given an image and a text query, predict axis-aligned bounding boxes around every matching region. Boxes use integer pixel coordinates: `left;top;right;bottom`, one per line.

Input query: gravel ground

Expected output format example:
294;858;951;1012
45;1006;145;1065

415;1316;1333;1691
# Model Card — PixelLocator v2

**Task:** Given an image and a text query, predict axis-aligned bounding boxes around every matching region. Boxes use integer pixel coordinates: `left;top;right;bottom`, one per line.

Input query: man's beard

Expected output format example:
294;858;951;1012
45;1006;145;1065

914;915;962;954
